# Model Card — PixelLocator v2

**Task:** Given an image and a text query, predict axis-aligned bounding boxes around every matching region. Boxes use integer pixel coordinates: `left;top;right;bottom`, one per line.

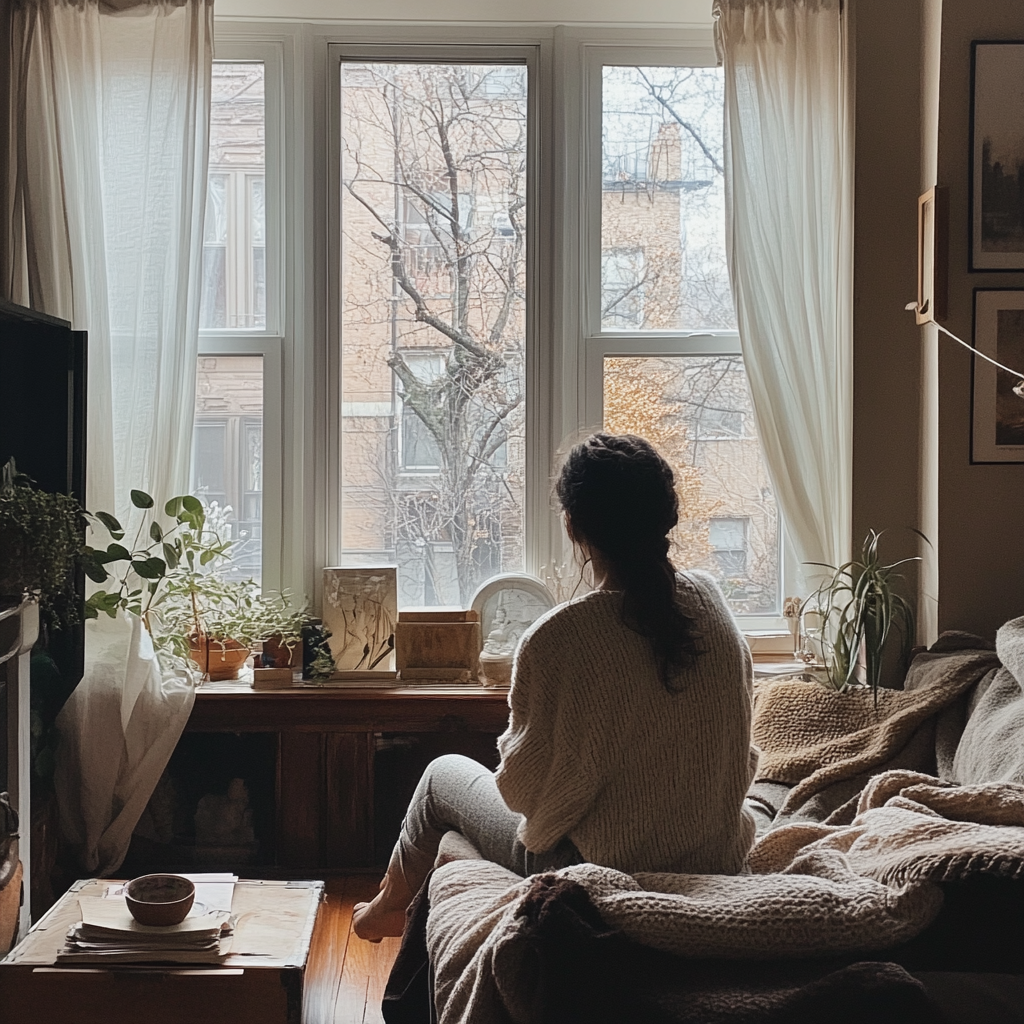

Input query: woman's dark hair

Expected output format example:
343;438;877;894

556;433;702;689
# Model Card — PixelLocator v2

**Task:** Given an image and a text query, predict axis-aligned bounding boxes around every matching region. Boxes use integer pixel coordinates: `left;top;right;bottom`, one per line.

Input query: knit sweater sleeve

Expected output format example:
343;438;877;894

495;619;605;853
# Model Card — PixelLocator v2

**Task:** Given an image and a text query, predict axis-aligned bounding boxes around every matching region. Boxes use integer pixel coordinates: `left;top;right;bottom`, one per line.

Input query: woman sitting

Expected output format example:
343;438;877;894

353;433;758;941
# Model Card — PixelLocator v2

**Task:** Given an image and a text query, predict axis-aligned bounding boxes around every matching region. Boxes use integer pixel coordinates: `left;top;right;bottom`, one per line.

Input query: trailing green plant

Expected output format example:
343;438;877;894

0;457;86;633
803;529;923;699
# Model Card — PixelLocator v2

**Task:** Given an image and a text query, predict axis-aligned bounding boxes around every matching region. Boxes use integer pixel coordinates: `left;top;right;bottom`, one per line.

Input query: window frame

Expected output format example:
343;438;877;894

325;38;552;595
577;43;794;627
204;21;796;626
197;39;287;592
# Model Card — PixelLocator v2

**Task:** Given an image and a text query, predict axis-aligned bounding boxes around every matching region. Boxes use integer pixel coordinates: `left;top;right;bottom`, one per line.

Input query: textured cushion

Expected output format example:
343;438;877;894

954;617;1024;786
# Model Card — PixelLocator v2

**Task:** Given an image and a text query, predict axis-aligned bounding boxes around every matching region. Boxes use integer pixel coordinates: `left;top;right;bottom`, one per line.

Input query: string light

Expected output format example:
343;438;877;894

905;302;1024;398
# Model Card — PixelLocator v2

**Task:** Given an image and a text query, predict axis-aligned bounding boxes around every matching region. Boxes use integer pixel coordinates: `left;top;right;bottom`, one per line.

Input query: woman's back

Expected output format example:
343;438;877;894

496;570;758;876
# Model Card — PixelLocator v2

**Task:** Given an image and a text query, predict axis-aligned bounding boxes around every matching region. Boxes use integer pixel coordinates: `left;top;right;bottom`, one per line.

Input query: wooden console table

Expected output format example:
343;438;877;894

185;684;511;870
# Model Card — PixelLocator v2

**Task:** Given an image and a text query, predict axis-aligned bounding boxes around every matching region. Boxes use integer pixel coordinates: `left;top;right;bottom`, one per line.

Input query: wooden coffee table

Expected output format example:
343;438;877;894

0;878;324;1024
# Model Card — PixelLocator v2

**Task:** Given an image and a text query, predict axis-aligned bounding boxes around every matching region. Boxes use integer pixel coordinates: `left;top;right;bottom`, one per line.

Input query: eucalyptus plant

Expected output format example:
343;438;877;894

804;530;923;699
82;490;304;662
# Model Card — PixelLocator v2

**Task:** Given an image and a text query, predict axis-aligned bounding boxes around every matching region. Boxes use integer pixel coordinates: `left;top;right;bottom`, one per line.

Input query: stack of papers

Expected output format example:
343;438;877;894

56;873;238;965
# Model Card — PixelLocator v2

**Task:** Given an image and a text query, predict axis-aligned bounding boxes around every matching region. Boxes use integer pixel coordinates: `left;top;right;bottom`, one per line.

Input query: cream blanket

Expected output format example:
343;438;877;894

752;640;999;819
427;774;1024;1024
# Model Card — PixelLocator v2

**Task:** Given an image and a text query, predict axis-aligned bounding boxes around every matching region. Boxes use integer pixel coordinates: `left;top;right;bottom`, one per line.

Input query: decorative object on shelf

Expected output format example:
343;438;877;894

916;186;948;324
300;618;336;681
0;457;85;635
322;567;397;674
801;529;921;700
971;290;1024;464
471;573;555;687
395;608;481;682
970;41;1024;271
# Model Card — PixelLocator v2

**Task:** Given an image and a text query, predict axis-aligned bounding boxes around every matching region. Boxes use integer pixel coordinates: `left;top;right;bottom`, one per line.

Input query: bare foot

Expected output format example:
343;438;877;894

352;894;407;942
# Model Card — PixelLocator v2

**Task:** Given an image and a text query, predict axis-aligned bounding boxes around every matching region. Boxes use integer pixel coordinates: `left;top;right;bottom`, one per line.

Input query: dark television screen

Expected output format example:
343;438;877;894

0;298;86;500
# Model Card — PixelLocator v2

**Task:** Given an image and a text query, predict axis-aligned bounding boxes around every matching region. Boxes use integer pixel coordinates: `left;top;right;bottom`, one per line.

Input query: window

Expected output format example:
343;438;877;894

200;62;266;331
336;57;529;607
709;517;749;579
590;57;784;619
196;26;793;624
195;47;282;591
191;356;264;583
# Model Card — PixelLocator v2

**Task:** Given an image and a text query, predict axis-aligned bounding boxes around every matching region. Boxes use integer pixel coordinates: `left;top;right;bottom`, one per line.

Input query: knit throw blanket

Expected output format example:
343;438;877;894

427;774;1024;1024
752;637;999;817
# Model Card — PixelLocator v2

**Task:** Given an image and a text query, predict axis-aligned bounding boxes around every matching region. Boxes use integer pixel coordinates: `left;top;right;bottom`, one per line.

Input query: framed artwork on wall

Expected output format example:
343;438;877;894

969;41;1024;271
916;186;948;324
971;290;1024;464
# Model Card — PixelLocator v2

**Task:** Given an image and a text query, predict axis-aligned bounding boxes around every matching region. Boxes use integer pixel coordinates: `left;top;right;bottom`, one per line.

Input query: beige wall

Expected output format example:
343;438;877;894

853;0;1024;644
851;0;933;646
935;0;1024;637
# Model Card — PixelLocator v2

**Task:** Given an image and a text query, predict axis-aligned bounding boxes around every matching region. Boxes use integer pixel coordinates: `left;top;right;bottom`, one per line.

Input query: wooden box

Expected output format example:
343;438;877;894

0;878;323;1024
395;609;481;680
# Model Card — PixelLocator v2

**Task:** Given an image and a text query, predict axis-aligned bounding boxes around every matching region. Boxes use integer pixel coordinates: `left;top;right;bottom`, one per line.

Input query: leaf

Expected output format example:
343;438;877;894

131;489;154;509
94;510;124;539
165;497;185;518
80;553;110;583
107;543;131;562
182;495;203;515
199;549;215;565
132;557;167;580
162;542;179;569
149;521;163;542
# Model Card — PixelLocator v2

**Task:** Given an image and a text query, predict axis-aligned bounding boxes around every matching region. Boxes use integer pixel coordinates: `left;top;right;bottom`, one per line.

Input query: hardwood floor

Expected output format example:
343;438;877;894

304;875;404;1024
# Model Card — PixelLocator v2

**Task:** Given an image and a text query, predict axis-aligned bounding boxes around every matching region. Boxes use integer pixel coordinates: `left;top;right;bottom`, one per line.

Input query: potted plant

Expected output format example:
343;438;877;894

84;490;314;681
801;529;921;700
255;591;306;669
0;457;85;635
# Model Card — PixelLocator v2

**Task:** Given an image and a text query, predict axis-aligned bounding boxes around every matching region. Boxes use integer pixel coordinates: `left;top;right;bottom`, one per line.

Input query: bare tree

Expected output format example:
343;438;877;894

341;64;527;602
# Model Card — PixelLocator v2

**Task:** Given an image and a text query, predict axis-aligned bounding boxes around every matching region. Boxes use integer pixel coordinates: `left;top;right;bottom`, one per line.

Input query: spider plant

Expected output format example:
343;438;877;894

804;530;924;698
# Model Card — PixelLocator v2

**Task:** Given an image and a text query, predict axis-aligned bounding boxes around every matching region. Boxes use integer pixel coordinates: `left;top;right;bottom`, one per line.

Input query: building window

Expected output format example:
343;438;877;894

709;516;749;577
200;61;266;331
337;58;528;606
191;355;264;584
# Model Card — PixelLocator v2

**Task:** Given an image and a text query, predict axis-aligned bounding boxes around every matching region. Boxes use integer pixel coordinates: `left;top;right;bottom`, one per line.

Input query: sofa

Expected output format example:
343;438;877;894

382;620;1024;1024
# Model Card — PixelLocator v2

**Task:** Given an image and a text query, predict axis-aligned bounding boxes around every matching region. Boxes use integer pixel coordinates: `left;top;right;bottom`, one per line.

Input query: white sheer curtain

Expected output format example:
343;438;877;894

5;0;212;874
7;0;211;518
714;0;853;577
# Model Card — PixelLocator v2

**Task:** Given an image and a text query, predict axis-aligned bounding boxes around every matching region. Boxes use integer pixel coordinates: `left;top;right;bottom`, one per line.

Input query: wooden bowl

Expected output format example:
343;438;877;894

125;873;195;926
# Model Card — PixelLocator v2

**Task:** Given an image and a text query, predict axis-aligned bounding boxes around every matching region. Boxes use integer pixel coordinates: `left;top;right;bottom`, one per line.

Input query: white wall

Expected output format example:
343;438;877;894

215;0;714;25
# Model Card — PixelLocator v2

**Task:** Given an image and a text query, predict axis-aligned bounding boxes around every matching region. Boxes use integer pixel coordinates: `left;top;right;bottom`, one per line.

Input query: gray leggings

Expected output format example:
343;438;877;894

387;754;581;898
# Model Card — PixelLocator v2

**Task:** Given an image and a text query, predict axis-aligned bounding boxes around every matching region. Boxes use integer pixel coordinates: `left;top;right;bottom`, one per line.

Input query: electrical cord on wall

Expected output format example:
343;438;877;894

905;302;1024;398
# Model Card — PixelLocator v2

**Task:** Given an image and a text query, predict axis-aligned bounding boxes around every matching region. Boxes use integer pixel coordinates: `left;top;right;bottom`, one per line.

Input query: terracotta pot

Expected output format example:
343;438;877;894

188;636;250;681
262;634;302;669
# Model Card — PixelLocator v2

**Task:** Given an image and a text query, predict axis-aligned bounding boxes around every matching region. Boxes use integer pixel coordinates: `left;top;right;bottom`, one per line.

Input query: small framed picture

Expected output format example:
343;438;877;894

916;186;948;324
970;41;1024;271
971;290;1024;464
322;566;398;674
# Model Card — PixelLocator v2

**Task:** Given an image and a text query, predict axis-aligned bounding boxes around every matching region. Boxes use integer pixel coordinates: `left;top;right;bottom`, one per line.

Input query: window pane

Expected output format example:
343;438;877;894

339;62;527;608
603;356;778;615
602;66;733;332
192;355;264;584
201;62;266;330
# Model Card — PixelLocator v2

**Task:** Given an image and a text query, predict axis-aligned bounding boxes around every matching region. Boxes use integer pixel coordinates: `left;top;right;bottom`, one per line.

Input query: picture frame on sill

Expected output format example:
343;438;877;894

969;41;1024;271
971;290;1024;464
322;566;398;675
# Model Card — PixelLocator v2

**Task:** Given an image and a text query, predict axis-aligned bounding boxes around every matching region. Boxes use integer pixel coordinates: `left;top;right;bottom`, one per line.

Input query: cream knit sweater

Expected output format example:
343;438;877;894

495;571;758;875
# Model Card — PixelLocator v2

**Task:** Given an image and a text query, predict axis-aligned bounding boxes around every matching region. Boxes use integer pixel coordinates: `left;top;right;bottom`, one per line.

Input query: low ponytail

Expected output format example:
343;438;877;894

556;433;702;689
